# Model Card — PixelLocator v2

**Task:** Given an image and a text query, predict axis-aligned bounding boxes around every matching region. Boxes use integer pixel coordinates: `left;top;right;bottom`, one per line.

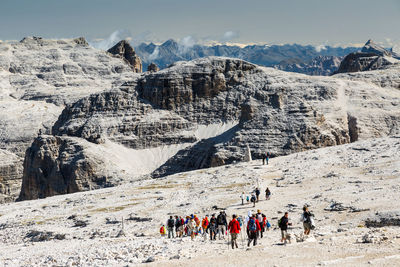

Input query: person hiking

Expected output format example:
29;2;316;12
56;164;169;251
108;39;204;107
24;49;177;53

160;224;166;237
240;192;245;205
217;211;227;239
262;152;267;165
209;214;217;240
194;214;201;233
255;188;260;202
256;210;263;238
174;216;181;237
247;214;261;247
266;152;270;165
201;215;209;240
265;187;271;200
237;215;244;228
301;206;314;235
246;195;250;203
250;193;256;207
167;216;175;238
244;211;252;237
187;218;196;240
279;212;292;244
178;216;185;237
228;214;241;249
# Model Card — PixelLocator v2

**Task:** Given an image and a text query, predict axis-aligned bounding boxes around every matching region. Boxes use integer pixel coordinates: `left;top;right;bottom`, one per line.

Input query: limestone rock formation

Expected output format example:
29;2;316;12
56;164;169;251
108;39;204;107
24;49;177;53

0;37;137;202
276;56;343;76
108;40;142;73
147;62;159;72
335;40;400;74
19;57;400;199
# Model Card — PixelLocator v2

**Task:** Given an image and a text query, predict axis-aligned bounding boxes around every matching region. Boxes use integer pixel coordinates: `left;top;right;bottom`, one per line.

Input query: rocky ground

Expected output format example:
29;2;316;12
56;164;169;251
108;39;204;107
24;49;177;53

0;136;399;266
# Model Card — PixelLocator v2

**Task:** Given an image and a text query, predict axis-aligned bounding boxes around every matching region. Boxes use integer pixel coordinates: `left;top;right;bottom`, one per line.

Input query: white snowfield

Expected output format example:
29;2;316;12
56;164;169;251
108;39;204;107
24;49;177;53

0;136;399;266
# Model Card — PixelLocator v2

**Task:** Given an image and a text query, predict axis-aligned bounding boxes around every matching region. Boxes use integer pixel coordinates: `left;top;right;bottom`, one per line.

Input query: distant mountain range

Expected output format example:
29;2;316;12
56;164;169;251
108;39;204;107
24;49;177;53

134;40;360;75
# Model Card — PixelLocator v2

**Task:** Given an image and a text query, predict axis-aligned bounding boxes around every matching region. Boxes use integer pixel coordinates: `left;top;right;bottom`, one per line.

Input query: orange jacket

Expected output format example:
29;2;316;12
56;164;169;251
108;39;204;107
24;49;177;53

202;217;209;229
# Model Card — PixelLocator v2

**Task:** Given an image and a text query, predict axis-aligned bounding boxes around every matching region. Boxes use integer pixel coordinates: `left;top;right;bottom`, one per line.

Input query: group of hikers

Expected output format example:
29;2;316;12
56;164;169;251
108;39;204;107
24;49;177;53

160;205;315;248
241;187;271;207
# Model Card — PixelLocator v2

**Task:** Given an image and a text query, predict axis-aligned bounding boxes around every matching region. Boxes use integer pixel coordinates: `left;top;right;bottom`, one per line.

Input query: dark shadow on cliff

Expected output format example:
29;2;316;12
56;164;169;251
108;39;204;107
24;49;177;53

152;123;240;178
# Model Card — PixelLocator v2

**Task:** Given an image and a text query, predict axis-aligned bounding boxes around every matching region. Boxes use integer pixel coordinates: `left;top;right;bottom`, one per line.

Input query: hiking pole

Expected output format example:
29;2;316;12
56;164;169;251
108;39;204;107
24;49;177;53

240;230;244;248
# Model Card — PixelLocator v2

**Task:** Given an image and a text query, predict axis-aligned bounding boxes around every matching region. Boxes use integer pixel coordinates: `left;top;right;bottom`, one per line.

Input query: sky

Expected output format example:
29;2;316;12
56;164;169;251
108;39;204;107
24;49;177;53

1;0;399;48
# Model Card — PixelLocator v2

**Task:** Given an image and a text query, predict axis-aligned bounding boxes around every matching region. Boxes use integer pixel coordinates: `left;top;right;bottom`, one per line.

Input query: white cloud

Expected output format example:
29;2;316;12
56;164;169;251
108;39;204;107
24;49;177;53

178;35;196;54
314;44;327;53
89;30;131;50
221;31;239;42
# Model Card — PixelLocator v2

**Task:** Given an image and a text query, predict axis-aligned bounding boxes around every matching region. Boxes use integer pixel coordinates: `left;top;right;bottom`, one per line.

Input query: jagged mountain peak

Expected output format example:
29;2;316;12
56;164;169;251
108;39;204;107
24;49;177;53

361;39;391;57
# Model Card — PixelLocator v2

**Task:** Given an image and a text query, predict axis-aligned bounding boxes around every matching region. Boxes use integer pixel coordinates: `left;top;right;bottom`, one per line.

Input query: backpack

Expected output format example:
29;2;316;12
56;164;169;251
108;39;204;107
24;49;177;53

217;215;224;225
249;218;257;232
168;219;174;228
246;196;250;201
251;196;256;202
278;218;283;228
237;217;243;227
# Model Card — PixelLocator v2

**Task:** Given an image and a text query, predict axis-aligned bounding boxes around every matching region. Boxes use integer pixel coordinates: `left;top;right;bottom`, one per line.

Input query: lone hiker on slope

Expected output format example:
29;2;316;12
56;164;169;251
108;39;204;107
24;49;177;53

265;187;271;200
228;214;241;249
301;206;314;235
279;212;292;244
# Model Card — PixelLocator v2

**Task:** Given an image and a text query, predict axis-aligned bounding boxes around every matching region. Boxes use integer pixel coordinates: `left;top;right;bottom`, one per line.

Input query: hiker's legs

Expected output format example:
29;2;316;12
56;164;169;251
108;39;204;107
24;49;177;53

242;199;244;205
168;228;172;238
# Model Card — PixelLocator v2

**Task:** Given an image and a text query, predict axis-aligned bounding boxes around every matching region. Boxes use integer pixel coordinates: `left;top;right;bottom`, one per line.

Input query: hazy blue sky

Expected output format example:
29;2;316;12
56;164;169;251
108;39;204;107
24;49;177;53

1;0;399;47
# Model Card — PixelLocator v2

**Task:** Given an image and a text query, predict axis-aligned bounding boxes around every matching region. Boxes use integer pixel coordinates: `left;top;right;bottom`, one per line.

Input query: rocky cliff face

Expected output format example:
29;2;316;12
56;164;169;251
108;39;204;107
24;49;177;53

108;40;142;73
0;37;138;202
335;40;400;74
18;57;400;200
276;56;343;75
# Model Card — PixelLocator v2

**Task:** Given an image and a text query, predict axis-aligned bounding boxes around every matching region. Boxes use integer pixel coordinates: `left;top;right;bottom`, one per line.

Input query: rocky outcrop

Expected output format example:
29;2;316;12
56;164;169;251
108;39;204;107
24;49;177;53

335;40;400;74
276;56;343;76
0;37;138;202
19;57;400;199
147;62;159;72
18;135;111;200
108;40;142;73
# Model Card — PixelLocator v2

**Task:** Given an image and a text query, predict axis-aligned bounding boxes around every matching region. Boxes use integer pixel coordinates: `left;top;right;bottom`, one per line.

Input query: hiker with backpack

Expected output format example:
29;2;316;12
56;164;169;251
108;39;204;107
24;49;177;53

228;214;241;249
250;193;256;207
256;210;263;238
262;152;267;165
160;224;166;237
255;188;260;202
187;217;196;240
174;216;181;237
245;211;252;237
279;212;292;244
201;215;209;240
167;216;175;238
247;214;261;247
301;206;314;235
217;211;227;240
209;214;217;241
265;187;271;200
266;152;270;165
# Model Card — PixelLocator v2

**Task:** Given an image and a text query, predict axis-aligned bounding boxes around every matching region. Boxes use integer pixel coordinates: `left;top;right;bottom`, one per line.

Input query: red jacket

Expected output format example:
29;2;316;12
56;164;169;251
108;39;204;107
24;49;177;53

228;219;241;234
247;218;261;232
